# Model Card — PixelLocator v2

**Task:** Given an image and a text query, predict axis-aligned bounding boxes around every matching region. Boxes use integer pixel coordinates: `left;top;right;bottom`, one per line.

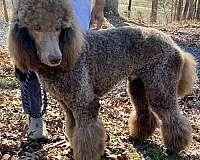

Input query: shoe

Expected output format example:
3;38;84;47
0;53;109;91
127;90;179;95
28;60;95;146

28;116;48;140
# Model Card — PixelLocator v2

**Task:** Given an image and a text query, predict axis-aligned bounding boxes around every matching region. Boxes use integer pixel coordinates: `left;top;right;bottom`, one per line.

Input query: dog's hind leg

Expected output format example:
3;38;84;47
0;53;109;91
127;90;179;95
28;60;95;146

141;68;192;152
71;98;105;160
128;77;159;143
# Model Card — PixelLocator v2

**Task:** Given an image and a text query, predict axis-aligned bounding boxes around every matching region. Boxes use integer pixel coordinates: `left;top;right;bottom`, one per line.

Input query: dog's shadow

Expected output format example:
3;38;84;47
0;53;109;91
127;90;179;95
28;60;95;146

18;138;50;159
129;138;199;160
18;138;73;159
16;138;199;160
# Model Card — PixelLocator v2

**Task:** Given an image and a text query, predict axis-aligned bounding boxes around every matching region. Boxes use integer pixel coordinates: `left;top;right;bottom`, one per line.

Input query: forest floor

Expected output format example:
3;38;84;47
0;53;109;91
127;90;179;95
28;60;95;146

0;19;200;160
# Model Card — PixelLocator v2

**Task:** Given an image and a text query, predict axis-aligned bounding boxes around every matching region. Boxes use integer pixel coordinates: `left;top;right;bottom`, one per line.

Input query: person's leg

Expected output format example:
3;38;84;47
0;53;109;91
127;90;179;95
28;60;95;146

15;67;47;139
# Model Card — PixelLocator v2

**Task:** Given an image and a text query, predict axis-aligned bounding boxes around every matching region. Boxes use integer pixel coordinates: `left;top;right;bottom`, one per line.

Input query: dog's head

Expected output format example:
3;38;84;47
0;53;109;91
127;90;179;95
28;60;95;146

9;0;83;72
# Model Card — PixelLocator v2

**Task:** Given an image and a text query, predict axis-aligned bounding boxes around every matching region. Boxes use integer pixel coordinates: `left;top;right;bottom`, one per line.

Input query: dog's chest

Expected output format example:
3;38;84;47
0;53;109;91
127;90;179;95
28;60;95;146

38;70;80;106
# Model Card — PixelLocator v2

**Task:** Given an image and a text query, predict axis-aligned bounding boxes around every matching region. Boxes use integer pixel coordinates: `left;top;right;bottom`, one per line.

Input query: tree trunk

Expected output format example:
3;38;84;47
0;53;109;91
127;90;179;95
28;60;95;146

104;0;128;27
196;0;200;19
182;0;190;20
104;0;119;18
3;0;9;22
171;0;174;21
150;0;159;23
173;0;178;20
128;0;132;11
176;0;183;20
193;0;198;18
187;0;195;19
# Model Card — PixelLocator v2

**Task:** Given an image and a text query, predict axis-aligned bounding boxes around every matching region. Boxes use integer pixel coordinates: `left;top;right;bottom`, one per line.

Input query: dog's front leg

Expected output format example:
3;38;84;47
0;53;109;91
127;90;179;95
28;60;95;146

71;98;105;160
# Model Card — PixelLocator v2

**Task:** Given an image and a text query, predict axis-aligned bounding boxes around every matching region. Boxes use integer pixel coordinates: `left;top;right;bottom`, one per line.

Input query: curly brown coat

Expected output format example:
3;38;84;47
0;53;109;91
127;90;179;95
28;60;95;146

9;0;197;159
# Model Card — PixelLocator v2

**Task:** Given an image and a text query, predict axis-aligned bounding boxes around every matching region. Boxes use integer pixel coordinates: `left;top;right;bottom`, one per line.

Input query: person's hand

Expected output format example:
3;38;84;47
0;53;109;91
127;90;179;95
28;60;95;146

90;0;105;30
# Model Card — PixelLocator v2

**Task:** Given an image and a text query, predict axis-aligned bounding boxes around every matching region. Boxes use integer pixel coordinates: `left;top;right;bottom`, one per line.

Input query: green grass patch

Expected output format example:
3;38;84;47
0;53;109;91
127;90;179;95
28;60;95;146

145;147;185;160
129;149;141;160
0;76;19;90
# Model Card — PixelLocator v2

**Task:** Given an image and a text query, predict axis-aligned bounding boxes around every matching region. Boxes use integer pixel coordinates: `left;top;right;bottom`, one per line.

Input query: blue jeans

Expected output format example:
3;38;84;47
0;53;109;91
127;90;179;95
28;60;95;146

15;68;42;116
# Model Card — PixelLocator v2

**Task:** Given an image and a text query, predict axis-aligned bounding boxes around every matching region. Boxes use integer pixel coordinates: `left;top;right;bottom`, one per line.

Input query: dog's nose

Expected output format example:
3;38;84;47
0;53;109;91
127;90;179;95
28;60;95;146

48;53;62;65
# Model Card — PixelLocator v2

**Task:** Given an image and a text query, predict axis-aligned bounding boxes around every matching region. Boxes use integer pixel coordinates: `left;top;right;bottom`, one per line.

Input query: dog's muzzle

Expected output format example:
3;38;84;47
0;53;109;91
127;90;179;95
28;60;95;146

48;51;62;65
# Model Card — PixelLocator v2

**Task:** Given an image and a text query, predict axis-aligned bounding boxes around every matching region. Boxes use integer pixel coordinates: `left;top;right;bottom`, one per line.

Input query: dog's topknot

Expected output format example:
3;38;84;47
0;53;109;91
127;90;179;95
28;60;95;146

9;0;83;72
12;0;73;31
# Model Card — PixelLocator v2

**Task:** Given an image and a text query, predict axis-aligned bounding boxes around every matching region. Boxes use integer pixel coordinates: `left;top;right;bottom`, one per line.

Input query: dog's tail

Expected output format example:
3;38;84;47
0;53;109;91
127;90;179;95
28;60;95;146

177;50;197;97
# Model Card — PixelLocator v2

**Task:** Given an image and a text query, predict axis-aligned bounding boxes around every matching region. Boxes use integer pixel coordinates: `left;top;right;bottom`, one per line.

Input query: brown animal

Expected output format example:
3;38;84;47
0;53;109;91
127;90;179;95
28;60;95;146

9;0;197;159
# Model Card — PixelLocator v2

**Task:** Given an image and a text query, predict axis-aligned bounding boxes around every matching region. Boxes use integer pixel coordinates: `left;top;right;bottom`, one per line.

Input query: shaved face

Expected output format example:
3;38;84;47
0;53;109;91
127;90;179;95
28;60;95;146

31;31;62;66
15;0;74;66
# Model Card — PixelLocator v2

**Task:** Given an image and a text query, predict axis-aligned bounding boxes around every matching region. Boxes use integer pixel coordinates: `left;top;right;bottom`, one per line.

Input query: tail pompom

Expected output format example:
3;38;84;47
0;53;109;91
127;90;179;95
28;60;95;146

177;51;197;97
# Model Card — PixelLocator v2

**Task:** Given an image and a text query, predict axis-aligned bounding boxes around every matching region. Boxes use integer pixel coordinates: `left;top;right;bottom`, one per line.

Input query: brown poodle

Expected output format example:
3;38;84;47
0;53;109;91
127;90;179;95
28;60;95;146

9;0;197;159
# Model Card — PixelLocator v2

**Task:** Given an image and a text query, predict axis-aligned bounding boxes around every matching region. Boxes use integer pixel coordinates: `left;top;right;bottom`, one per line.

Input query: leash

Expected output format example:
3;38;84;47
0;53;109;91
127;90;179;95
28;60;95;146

22;71;48;118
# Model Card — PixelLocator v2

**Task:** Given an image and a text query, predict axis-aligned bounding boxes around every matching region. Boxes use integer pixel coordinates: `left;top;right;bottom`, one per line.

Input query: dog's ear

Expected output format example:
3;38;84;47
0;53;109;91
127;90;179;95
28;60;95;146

8;24;40;72
59;24;83;71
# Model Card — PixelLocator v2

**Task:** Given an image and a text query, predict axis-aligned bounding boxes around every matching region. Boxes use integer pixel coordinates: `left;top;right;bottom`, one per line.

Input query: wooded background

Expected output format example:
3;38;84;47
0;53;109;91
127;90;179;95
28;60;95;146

1;0;200;23
104;0;200;23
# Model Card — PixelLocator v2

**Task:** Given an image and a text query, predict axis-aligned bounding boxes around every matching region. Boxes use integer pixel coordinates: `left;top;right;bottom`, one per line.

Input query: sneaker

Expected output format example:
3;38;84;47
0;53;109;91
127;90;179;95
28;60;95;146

28;116;48;140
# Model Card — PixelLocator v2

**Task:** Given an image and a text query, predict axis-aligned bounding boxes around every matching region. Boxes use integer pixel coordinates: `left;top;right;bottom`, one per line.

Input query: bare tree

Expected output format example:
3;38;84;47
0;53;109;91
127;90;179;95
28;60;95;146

176;0;183;20
193;0;198;18
151;0;159;23
3;0;9;22
173;0;178;20
104;0;119;18
171;0;174;21
187;0;195;19
196;0;200;19
182;0;190;20
128;0;132;12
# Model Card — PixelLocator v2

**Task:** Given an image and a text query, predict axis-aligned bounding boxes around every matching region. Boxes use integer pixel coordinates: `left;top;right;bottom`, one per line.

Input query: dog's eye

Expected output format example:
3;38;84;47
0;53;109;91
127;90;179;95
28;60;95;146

34;25;41;31
55;27;60;31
